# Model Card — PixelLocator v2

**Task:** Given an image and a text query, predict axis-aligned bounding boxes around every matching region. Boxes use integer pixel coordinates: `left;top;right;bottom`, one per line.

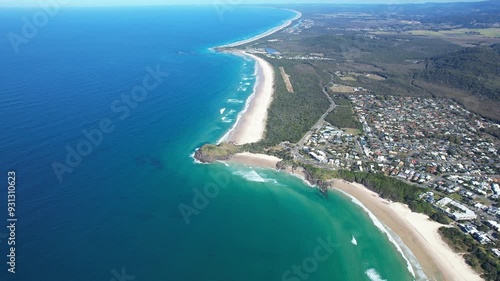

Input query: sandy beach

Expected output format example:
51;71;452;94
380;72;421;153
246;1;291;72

332;179;482;281
224;51;275;145
217;9;302;48
218;10;301;145
228;152;281;168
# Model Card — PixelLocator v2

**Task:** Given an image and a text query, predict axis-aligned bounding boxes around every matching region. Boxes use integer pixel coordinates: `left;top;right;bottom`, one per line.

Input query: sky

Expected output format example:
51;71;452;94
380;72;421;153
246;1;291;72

0;0;486;7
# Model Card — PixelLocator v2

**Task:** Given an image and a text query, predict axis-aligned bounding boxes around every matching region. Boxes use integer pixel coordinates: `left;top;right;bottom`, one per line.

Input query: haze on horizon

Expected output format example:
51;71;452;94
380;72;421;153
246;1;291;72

0;0;486;7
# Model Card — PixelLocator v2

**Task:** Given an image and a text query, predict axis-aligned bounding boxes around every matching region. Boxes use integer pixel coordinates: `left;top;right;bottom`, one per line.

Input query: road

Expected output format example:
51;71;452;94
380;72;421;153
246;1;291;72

293;69;337;160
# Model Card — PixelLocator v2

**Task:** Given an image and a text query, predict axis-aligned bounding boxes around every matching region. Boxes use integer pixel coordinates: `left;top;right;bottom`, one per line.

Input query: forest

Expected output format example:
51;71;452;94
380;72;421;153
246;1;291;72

325;95;362;130
259;58;329;147
416;44;500;102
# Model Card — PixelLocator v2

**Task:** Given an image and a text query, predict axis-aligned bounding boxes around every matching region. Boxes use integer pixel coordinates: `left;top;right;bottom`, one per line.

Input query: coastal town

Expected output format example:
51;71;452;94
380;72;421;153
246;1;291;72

297;94;500;253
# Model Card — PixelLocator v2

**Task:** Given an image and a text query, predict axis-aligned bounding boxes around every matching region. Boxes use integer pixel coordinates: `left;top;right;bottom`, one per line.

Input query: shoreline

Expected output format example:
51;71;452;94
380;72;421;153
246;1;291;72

216;9;301;145
331;180;482;281
227;152;281;168
221;51;275;145
215;9;302;49
224;153;482;281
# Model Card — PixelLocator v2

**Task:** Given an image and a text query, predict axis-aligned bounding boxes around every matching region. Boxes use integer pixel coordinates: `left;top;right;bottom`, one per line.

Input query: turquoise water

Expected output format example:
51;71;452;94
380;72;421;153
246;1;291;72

0;6;414;281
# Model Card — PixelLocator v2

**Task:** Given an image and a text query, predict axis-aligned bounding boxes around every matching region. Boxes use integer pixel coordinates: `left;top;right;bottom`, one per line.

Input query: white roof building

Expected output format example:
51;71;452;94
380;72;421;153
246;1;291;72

436;197;477;221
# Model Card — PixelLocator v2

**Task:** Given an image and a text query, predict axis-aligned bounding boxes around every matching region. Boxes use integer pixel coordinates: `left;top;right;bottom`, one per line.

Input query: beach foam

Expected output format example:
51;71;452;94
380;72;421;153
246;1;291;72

233;169;267;183
227;99;244;104
338;190;416;278
365;268;387;281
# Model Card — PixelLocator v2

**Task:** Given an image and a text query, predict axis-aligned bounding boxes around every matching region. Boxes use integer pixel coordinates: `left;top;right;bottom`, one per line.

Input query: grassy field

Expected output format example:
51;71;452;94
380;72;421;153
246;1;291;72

330;84;356;93
360;73;386;81
343;128;362;135
279;66;294;93
338;75;356;81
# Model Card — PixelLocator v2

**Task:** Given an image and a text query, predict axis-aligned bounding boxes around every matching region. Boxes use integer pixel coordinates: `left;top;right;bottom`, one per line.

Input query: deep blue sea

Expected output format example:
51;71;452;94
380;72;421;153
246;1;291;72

0;6;416;281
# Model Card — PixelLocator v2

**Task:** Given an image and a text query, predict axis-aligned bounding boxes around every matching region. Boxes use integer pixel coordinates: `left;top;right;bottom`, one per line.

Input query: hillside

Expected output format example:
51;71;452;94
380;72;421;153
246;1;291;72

417;45;500;100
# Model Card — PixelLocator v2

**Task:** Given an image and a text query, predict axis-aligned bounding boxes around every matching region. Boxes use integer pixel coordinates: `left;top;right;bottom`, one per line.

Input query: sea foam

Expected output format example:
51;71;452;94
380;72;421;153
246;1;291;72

233;170;267;182
227;99;244;104
337;190;416;278
365;268;387;281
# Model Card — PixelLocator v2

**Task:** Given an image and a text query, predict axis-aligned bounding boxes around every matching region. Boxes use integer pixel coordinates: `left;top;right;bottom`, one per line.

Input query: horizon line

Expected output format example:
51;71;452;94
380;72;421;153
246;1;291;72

0;0;489;8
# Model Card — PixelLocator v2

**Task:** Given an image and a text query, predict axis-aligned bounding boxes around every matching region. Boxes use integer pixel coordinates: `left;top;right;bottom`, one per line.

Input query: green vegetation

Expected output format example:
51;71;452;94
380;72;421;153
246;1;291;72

257;58;329;147
482;126;500;139
325;95;362;130
416;44;500;102
196;143;240;162
301;166;450;224
439;227;500;280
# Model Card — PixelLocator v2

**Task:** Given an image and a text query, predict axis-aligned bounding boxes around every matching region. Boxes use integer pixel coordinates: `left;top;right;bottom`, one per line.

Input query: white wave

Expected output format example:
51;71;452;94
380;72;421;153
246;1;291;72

233;170;266;183
351;236;357;245
220;108;226;115
337;190;416;278
365;268;387;281
241;87;248;91
244;82;251;85
190;150;206;165
217;55;259;145
227;99;244;104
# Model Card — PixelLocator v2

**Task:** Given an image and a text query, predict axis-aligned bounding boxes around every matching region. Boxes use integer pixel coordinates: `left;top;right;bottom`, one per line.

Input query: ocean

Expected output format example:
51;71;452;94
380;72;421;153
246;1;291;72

0;6;415;281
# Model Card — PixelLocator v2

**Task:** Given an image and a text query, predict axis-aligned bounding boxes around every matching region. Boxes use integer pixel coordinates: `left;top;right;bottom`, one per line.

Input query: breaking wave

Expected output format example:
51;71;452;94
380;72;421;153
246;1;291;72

233;170;267;182
337;190;416;278
227;99;244;104
365;268;387;281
